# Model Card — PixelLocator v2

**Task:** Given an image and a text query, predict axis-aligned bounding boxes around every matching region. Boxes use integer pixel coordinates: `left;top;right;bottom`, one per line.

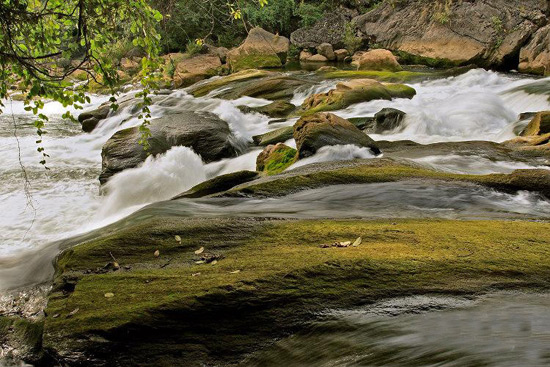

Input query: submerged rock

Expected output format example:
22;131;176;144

352;49;402;71
353;0;549;69
298;79;416;115
187;69;271;97
100;111;238;184
293;112;381;158
256;143;297;175
227;27;290;71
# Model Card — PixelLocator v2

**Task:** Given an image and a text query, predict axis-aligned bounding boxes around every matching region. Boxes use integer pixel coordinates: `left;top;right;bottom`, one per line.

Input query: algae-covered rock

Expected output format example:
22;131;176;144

42;213;550;366
504;111;550;151
239;101;296;118
100;111;238;184
293;112;381;158
298;79;416;115
219;75;312;101
521;111;550;136
253;126;294;146
227;27;290;71
187;69;271;97
173;171;259;199
352;49;403;71
256;143;297;174
0;316;44;365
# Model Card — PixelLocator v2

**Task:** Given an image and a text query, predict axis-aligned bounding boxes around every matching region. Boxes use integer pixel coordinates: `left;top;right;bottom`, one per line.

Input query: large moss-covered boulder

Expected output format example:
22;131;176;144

293;112;381;158
100;111;238;184
227;27;290;71
351;49;403;71
519;25;550;76
298;79;416;115
256;143;297;175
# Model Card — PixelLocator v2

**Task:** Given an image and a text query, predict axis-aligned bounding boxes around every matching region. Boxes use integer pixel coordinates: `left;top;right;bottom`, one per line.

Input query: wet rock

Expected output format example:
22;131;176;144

220;75;311;101
256;143;297;174
100;111;238;184
290;7;359;49
227;27;290;71
353;0;549;69
317;43;335;61
373;108;407;133
174;170;259;199
78;104;111;133
351;49;402;71
298;79;416;115
505;111;550;150
299;50;313;61
293;112;381;159
519;25;550;76
521;111;550;136
239;101;295;118
347;117;375;131
169;53;222;88
188;69;271;97
334;49;349;61
253;126;294;146
306;54;329;63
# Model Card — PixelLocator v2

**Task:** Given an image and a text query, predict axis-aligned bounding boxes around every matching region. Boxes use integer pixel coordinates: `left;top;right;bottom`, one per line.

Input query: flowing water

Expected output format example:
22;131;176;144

1;69;550;364
243;292;550;367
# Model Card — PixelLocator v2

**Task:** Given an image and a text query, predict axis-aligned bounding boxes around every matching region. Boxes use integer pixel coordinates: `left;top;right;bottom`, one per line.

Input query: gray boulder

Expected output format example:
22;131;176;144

373;108;407;133
100;111;238;184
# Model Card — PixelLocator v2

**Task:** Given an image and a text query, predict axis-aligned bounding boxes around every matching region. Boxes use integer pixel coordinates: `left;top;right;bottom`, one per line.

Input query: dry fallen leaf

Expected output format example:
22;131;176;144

175;235;181;243
192;272;201;277
154;250;160;257
352;237;362;247
211;260;218;265
104;292;115;298
194;247;205;255
230;270;241;274
195;260;205;265
67;308;79;317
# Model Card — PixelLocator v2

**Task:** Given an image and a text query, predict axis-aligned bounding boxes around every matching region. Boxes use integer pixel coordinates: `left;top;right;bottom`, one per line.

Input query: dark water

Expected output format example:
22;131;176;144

243;293;550;367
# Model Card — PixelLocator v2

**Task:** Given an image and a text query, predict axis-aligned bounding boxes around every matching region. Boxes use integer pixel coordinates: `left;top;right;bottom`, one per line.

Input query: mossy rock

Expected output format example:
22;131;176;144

219;76;312;101
239;100;296;118
256;143;297;175
227;158;550;198
252;126;294;146
521;111;550;136
0;316;44;364
318;69;427;83
173;171;260;199
187;69;271;97
42;215;550;366
298;79;416;116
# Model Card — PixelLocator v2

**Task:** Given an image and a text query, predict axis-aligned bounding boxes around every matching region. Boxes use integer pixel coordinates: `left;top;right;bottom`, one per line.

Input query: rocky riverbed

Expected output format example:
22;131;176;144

2;9;550;365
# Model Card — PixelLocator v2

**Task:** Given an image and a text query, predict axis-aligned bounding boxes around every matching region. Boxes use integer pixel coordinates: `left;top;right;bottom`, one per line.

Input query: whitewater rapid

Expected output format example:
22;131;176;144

1;68;550;290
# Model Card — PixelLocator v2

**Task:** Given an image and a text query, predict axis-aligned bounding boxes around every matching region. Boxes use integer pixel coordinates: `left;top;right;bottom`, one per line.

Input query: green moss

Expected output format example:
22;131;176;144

263;146;298;175
0;316;44;361
43;216;550;366
319;69;427;82
298;82;416;116
395;50;460;68
229;53;283;72
228;159;550;198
